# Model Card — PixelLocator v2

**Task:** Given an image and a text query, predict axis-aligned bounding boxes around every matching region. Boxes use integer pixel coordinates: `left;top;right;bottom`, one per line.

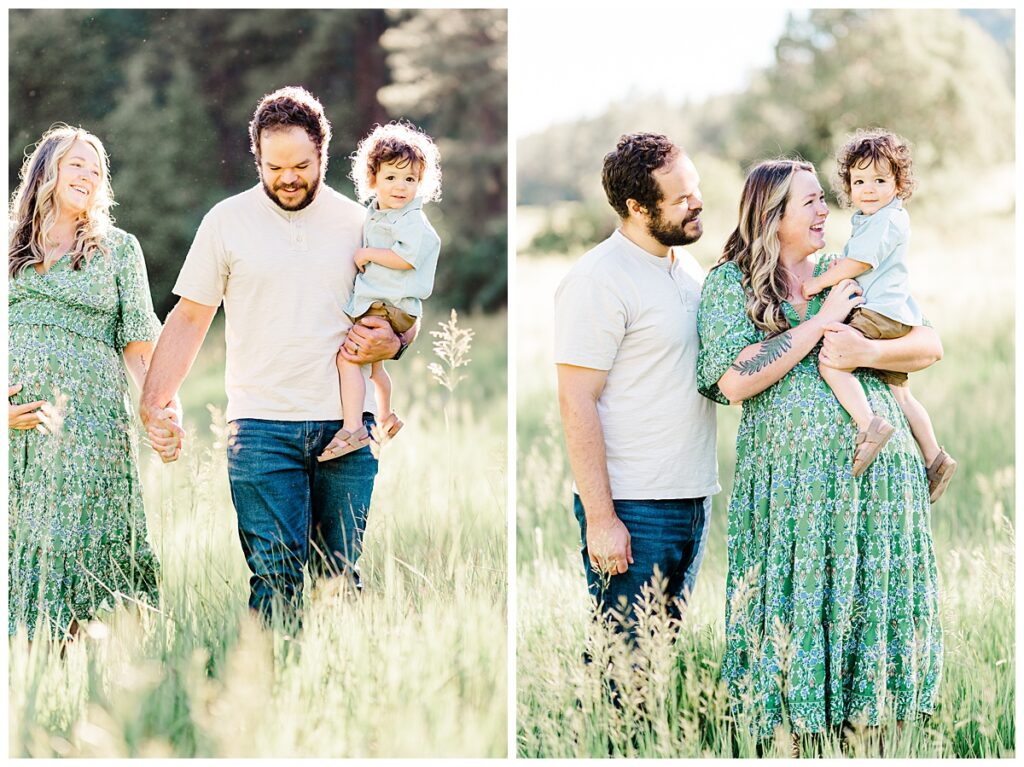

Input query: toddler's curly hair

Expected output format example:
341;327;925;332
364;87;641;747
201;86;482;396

832;128;916;208
351;121;441;205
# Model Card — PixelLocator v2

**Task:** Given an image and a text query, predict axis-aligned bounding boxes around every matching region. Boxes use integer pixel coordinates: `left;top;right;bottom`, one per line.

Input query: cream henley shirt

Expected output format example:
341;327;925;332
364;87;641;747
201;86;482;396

554;230;720;500
172;183;374;422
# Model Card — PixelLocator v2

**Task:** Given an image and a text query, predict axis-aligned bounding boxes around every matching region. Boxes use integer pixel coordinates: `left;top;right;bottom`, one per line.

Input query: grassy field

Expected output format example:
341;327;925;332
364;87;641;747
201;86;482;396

9;309;508;758
516;184;1015;757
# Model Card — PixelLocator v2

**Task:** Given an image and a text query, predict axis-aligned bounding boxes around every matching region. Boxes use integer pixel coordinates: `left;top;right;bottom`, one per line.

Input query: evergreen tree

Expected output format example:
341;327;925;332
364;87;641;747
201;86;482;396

379;9;508;311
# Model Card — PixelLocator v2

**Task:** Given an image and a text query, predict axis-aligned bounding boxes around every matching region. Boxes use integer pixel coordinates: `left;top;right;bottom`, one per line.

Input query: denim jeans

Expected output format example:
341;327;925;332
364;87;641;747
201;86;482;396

227;414;378;625
573;494;710;631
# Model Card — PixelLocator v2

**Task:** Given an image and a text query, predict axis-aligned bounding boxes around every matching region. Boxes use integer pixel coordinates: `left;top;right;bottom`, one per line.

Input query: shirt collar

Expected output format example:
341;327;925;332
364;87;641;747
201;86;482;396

612;228;674;271
255;181;327;221
367;195;424;223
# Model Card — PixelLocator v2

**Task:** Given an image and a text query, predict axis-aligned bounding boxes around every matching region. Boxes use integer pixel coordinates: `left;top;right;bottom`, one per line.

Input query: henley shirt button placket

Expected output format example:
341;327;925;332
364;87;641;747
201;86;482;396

292;220;307;251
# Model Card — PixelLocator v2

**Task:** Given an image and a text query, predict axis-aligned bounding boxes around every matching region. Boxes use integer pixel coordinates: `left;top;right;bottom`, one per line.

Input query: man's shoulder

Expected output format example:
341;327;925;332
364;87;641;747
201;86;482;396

204;186;261;221
566;234;631;279
556;238;614;296
318;185;366;221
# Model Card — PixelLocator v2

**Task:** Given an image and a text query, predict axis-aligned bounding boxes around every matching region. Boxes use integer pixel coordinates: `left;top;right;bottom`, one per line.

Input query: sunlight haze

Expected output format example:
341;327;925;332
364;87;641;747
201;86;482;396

513;7;796;137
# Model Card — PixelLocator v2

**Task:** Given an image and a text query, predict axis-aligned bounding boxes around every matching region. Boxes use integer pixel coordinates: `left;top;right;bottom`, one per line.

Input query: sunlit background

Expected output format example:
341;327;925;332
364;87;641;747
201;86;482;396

515;8;1014;757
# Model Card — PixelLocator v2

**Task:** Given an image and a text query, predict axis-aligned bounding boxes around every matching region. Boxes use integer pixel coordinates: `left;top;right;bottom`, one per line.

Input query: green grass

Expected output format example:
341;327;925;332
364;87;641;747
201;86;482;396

516;200;1015;757
9;310;508;758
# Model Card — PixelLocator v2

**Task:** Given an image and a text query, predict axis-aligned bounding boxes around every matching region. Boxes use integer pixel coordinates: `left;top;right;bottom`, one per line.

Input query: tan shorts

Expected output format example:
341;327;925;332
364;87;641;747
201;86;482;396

846;308;913;386
349;300;417;334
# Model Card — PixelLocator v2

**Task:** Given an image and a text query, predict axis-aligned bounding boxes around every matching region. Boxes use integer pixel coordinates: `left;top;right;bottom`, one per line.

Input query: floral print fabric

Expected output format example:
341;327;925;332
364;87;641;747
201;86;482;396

8;228;162;639
697;257;942;737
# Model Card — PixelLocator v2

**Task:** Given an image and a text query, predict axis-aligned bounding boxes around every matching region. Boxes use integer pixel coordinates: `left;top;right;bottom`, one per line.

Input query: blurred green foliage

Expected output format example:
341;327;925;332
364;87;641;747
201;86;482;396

518;9;1013;255
8;9;507;315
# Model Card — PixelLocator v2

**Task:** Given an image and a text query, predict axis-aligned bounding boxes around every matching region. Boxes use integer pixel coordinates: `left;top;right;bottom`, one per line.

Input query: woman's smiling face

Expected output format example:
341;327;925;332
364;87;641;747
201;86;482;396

777;169;828;258
55;139;102;217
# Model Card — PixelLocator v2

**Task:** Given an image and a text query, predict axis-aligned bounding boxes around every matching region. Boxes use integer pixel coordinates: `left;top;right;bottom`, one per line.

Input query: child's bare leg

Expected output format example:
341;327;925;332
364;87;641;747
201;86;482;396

318;353;371;461
819;362;875;430
889;383;940;464
337;352;366;434
370;361;393;421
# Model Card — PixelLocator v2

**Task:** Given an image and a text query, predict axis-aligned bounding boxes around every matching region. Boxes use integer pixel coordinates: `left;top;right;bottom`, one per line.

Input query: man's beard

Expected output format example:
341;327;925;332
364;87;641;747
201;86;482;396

647;206;703;247
261;173;320;212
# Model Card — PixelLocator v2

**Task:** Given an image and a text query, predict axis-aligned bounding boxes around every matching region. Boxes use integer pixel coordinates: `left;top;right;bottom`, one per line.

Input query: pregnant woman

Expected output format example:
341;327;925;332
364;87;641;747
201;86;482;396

697;159;943;743
8;125;168;642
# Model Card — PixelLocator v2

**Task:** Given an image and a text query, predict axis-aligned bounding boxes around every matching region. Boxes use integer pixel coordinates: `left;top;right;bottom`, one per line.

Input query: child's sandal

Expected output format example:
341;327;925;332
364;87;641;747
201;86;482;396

852;416;895;478
380;413;404;439
926;447;957;503
317;425;371;462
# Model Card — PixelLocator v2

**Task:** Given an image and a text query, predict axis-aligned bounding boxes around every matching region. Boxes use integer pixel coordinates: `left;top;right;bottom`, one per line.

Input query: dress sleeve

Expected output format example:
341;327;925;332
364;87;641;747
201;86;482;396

115;233;163;349
697;262;759;404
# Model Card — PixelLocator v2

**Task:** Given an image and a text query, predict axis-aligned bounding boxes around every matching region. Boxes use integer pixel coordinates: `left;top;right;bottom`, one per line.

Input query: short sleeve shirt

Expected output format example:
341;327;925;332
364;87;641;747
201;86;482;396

346;196;441;319
173;184;373;421
553;230;720;500
845;198;923;326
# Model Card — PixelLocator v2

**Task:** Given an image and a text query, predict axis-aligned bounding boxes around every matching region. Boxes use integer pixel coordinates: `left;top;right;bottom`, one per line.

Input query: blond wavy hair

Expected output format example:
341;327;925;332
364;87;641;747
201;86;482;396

718;159;816;334
350;121;442;205
9;124;115;278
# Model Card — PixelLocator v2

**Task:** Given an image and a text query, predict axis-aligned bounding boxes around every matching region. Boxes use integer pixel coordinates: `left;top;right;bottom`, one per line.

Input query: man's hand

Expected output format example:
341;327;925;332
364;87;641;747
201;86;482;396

820;322;877;371
338;315;400;365
140;397;184;463
354;248;373;273
8;384;49;432
586;513;633;576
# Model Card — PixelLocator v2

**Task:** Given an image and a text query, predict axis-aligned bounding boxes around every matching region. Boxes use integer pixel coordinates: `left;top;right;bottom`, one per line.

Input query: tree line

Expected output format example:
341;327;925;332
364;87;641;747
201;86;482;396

519;9;1013;217
9;9;508;314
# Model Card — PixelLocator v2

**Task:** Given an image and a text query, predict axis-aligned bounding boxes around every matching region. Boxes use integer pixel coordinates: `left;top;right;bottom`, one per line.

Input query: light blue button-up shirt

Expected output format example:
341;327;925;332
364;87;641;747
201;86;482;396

346;196;441;319
847;197;923;326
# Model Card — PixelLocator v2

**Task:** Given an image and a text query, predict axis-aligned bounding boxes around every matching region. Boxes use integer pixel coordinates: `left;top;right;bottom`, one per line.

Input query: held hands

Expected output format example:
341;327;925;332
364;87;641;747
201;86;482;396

339;315;400;365
141;397;184;463
8;384;49;432
816;278;864;325
586;514;634;576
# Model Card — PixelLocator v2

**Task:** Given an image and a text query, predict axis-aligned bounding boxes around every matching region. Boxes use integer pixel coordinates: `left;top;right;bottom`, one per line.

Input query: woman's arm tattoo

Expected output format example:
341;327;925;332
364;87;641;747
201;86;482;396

731;331;793;376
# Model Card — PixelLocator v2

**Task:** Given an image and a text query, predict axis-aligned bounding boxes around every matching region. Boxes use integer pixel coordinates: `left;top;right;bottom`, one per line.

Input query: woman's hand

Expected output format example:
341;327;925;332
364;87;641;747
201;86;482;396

8;384;49;432
820;323;878;370
816;278;864;325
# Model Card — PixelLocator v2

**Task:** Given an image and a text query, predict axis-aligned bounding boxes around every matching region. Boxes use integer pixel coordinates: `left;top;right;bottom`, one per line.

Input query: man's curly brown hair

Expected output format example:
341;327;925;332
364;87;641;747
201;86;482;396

832;128;916;208
248;86;332;170
601;132;680;220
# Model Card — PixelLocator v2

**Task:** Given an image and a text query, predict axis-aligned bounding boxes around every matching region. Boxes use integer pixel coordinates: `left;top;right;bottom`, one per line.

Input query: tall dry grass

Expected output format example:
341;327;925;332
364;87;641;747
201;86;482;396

516;180;1015;757
9;310;508;758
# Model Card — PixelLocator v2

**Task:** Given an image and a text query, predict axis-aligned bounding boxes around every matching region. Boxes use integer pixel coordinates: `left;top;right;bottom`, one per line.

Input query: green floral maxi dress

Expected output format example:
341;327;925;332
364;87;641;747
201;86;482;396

8;228;162;639
696;258;942;737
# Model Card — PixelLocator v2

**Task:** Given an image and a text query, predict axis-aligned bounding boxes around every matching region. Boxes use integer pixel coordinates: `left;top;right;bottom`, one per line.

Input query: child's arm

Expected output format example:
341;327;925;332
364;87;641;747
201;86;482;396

802;257;871;300
354;247;415;273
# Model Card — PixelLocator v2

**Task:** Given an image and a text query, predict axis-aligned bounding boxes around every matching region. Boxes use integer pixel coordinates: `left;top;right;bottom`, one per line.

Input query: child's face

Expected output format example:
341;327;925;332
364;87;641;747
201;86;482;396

849;160;898;216
371;159;422;210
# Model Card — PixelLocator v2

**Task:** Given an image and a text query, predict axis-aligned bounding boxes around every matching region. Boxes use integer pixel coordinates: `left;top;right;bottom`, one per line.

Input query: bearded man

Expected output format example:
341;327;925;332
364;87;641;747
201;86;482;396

141;86;417;626
554;132;719;634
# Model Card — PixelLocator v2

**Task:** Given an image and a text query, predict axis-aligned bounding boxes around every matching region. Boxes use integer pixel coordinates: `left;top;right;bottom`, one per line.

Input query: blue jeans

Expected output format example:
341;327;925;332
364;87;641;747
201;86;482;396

573;494;710;631
227;415;378;625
